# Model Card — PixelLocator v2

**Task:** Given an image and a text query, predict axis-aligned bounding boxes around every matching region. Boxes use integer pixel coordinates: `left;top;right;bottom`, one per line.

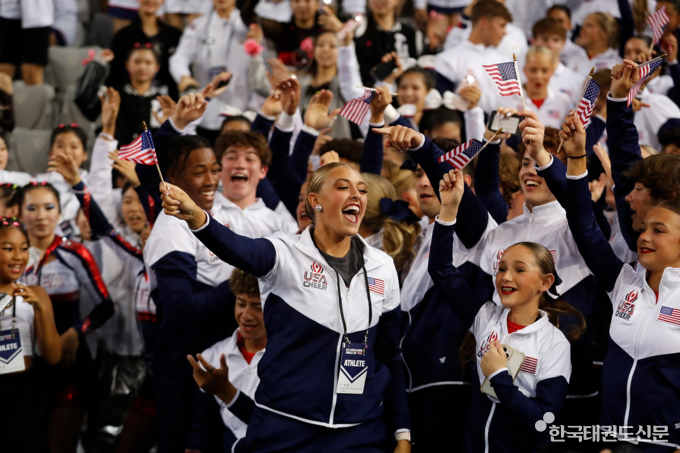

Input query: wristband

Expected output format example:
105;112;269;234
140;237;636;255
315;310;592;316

395;431;412;443
566;154;587;159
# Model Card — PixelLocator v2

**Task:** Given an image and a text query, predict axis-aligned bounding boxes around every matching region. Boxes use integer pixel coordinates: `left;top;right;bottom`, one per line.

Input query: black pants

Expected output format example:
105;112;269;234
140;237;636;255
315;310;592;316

0;359;49;453
408;384;471;453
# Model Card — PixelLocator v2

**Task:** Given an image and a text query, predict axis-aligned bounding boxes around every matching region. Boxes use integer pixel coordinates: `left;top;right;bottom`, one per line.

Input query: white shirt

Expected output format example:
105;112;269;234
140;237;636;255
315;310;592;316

443;21;528;63
169;9;254;130
0;295;35;357
512;88;572;129
201;328;264;439
254;0;291;22
561;39;590;74
634;90;680;151
571;48;621;75
550;62;587;105
0;0;54;27
215;192;298;237
472;200;592;304
572;0;621;26
164;0;207;15
435;40;508;113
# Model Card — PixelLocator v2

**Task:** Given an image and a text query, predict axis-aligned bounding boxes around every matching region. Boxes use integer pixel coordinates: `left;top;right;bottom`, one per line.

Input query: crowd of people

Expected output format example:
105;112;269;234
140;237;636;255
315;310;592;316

1;0;680;452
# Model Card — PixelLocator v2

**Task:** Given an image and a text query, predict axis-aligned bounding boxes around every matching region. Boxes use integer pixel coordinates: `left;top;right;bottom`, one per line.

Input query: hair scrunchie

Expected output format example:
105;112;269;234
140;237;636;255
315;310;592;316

379;198;421;225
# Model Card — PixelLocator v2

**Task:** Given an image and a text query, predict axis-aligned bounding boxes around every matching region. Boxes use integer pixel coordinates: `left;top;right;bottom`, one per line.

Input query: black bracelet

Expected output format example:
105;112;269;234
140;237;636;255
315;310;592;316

567;154;587;159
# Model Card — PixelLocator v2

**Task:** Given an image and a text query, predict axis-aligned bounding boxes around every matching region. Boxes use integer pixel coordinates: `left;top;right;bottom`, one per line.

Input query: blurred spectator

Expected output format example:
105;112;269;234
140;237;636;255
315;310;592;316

108;0;182;99
353;0;423;87
0;73;14;135
75;48;162;144
170;0;253;142
237;0;325;68
546;4;589;73
0;0;54;85
51;0;78;46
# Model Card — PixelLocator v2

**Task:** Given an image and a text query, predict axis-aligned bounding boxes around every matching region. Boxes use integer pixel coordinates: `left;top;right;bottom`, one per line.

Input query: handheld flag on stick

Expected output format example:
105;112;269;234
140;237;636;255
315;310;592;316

557;68;600;154
483;54;526;110
648;6;670;51
339;89;375;124
438;138;485;169
119;122;166;188
627;56;665;107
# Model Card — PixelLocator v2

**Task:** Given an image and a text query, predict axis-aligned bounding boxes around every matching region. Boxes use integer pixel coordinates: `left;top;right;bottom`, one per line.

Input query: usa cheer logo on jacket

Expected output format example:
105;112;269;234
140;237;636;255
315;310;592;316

303;262;328;291
492;249;505;275
615;290;638;321
477;331;499;358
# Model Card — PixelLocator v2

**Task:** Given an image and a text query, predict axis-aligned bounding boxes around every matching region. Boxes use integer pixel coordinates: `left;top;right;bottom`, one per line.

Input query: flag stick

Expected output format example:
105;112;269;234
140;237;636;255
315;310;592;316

557;67;595;154
357;86;399;96
142;121;167;191
649;40;655;54
480;128;503;152
513;53;527;111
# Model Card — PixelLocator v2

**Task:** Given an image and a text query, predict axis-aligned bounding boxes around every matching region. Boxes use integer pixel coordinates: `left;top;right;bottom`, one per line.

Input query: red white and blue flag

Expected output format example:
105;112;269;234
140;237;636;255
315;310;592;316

658;306;680;326
576;78;601;126
339;89;375;124
118;130;158;165
367;277;384;295
648;6;670;47
628;58;663;107
519;356;538;375
438;139;484;170
483;61;522;97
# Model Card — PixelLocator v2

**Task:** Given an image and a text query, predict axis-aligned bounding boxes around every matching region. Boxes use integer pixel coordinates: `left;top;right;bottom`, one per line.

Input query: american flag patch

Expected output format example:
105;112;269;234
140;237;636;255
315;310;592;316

549;250;557;264
367;277;384;295
658;306;680;326
519;356;538;375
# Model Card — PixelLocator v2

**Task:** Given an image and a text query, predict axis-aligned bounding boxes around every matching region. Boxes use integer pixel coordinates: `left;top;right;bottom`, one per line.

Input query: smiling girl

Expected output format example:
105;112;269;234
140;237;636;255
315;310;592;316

520;46;571;129
160;161;412;452
558;112;680;452
428;169;582;453
0;218;61;452
18;182;114;453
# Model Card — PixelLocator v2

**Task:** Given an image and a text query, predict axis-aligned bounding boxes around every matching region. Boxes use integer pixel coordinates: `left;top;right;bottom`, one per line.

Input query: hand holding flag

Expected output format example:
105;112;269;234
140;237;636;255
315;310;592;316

119;122;166;188
627;56;664;106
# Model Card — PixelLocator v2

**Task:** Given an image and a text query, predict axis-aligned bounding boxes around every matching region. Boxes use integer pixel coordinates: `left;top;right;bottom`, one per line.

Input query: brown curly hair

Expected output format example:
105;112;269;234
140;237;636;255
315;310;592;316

229;268;260;298
625;154;680;201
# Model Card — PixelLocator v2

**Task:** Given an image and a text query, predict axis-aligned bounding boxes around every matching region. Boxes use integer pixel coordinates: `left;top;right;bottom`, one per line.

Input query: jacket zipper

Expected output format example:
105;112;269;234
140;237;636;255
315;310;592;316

623;304;654;428
329;275;356;427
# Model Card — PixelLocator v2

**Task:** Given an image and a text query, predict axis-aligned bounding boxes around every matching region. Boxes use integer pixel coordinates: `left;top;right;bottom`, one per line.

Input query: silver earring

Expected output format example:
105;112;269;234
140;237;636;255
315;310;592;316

315;205;322;212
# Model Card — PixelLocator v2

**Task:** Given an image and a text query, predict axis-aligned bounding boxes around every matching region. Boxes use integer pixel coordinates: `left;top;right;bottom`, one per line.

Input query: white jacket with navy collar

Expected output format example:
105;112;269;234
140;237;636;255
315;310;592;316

191;216;411;431
428;218;572;453
563;173;680;451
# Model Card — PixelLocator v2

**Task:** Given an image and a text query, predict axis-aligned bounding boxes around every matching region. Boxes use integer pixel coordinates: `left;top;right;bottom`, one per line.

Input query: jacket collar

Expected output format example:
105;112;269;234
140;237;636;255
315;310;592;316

521;200;565;225
123;83;158;98
294;226;389;272
500;307;551;337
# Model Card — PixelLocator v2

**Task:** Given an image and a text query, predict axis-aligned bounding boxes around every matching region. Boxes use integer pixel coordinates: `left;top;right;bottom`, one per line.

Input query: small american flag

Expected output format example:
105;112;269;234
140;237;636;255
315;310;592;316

519;356;538;375
119;130;158;165
627;58;663;107
339;89;375;125
576;78;601;126
483;62;522;97
367;277;384;295
648;6;670;47
437;139;484;170
658;306;680;326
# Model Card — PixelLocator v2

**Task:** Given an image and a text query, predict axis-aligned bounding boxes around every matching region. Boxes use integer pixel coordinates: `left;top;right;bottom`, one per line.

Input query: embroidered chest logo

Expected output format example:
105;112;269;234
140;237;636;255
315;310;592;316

492;249;505;275
478;331;499;358
519;356;538;375
615;290;638;321
303;262;328;291
367;277;384;295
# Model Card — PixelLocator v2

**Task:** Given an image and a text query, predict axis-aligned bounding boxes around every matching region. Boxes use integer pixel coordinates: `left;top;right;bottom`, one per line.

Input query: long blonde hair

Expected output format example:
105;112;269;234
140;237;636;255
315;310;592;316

361;173;420;270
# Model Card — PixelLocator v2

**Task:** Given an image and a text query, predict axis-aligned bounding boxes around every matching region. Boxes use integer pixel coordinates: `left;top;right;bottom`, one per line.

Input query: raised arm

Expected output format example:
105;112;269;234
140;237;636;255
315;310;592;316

360;86;393;175
558;110;624;292
74;51;111;121
160;183;277;277
372;124;490;249
267;78;300;183
428;169;489;329
607;61;645;251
